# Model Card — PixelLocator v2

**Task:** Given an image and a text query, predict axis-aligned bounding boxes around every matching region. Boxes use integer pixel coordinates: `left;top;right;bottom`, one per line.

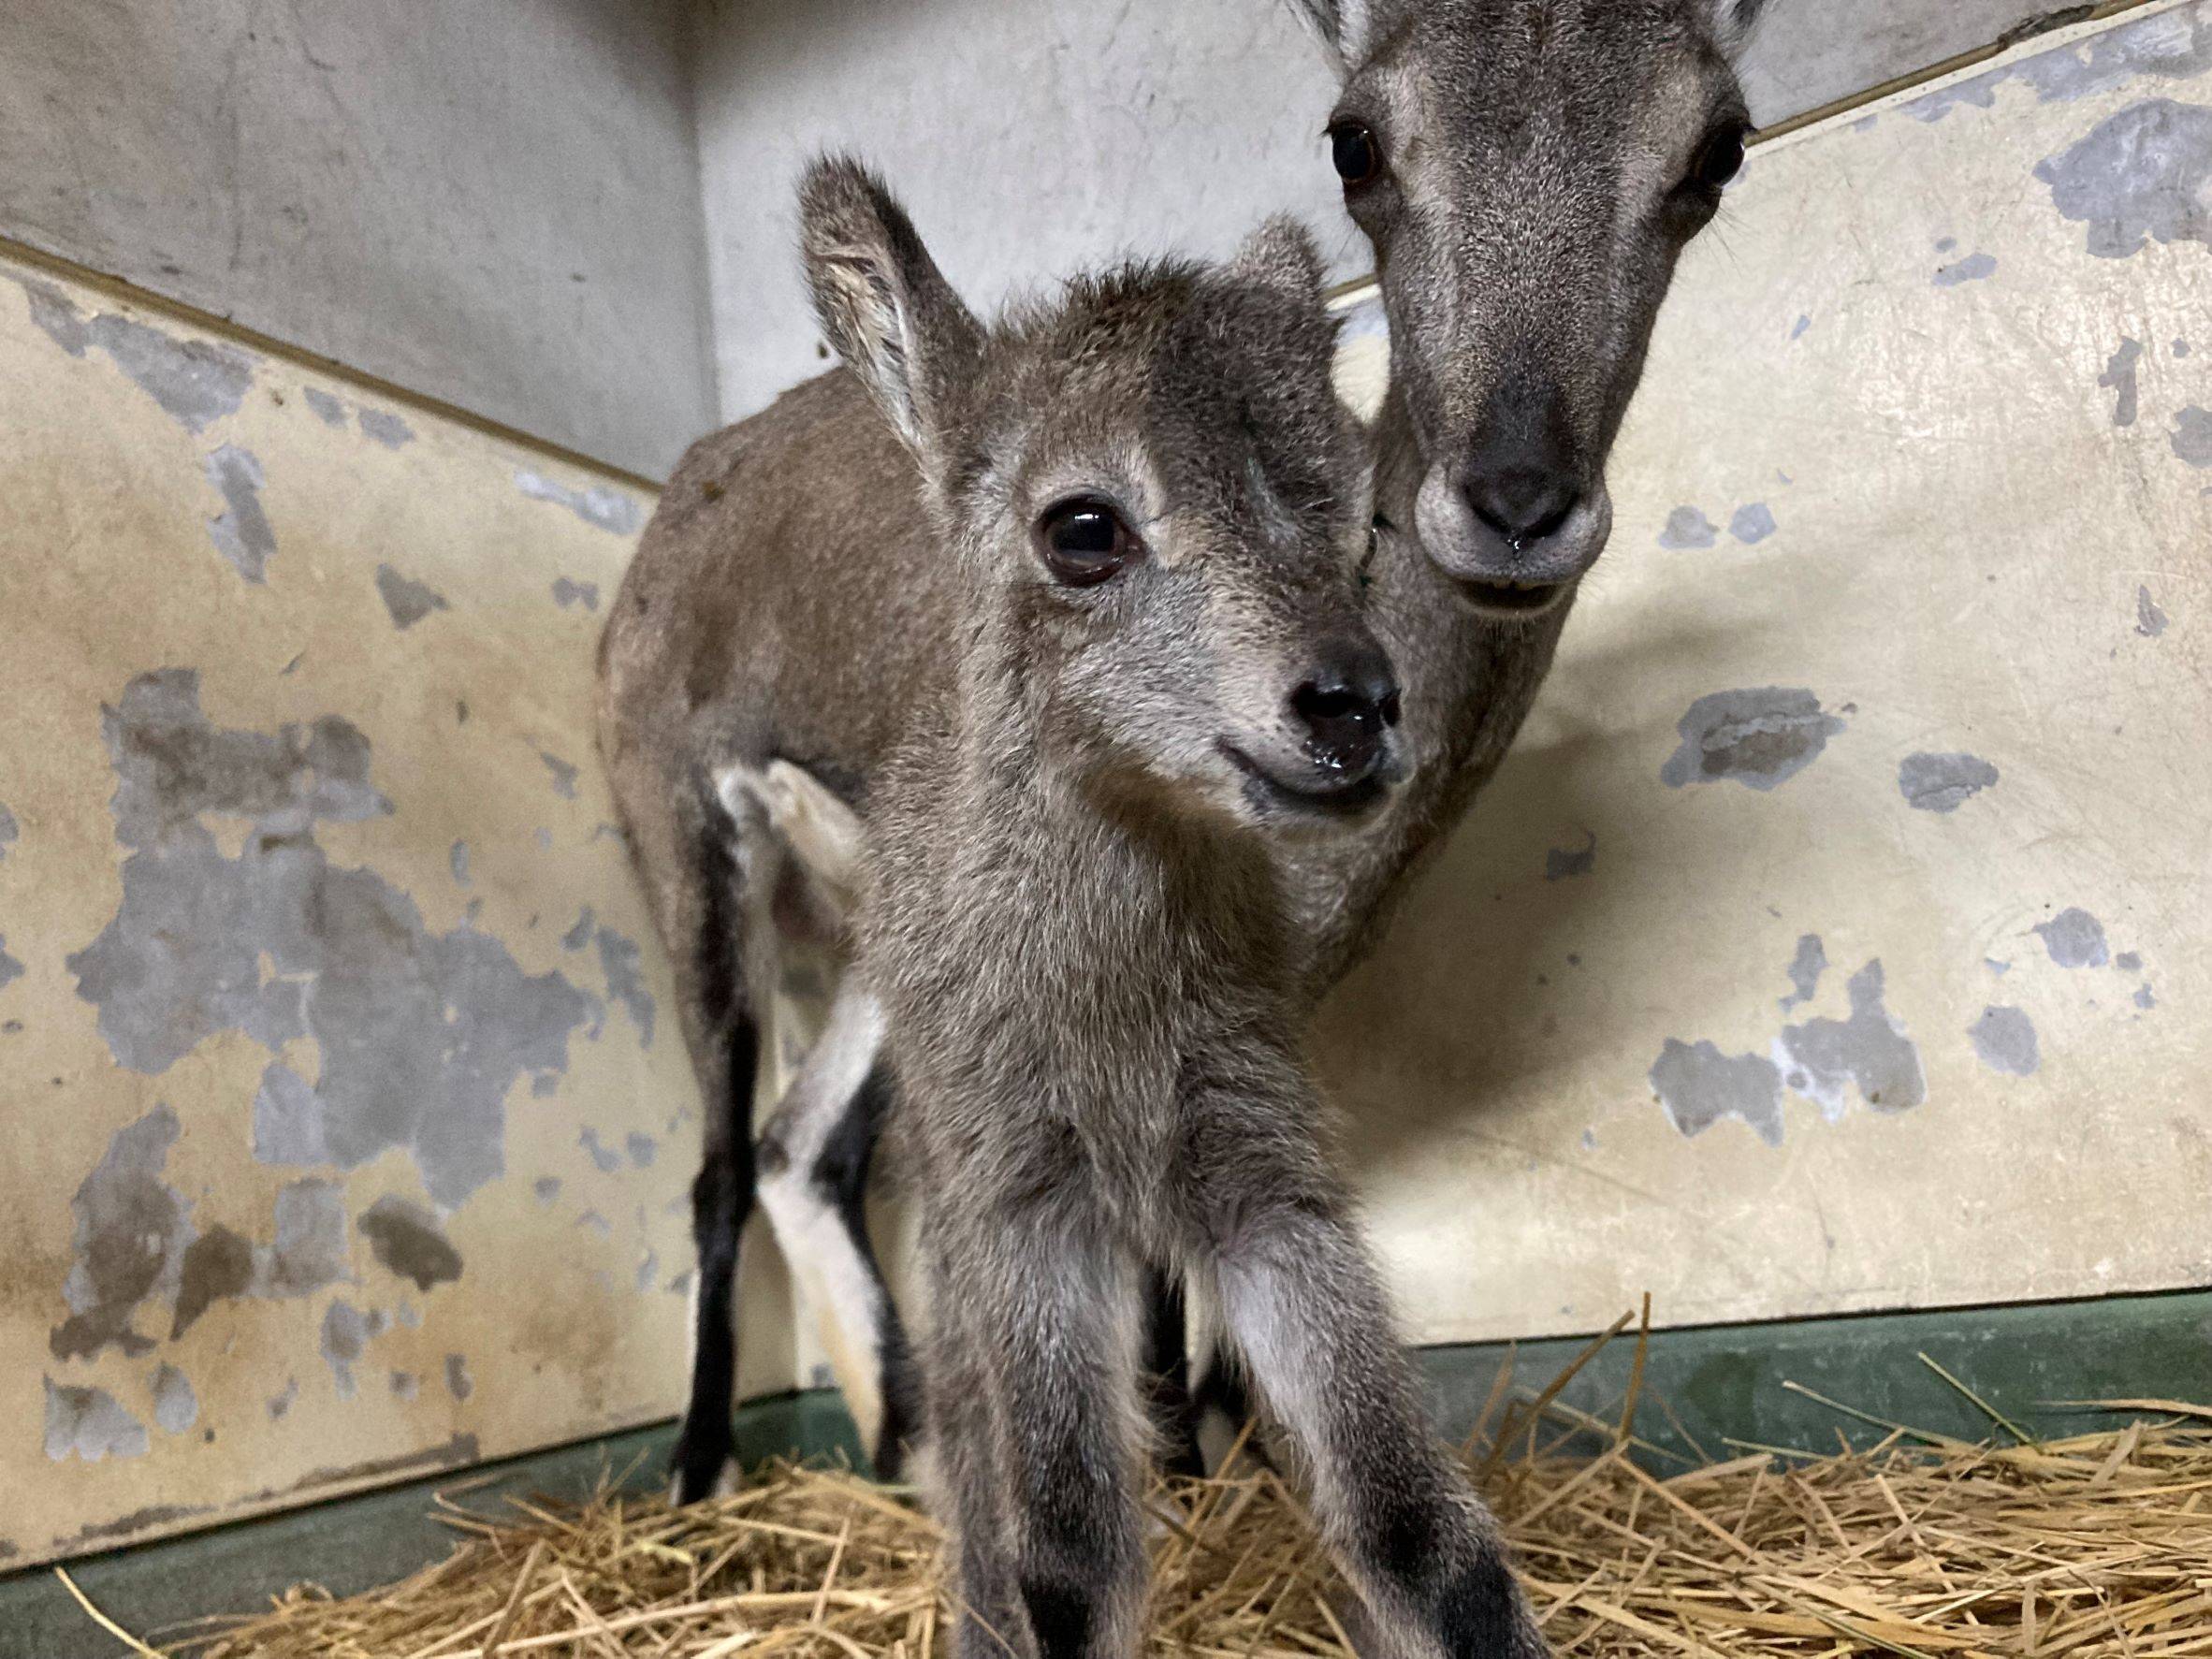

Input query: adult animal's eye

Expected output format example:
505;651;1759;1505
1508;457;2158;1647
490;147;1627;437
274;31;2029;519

1034;497;1142;587
1328;120;1383;187
1685;124;1748;194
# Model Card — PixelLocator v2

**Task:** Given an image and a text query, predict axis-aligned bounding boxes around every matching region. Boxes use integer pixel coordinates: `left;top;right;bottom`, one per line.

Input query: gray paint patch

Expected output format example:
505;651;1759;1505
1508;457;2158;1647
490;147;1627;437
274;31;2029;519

552;577;601;611
1728;502;1776;544
2179;338;2195;357
0;801;18;859
1968;1005;2040;1077
90;313;255;431
1907;7;2212;122
375;563;450;630
269;1177;350;1297
1899;751;2001;813
1544;829;1595;881
22;277;91;354
1657;505;1718;550
516;469;644;536
540;750;580;799
625;1131;658;1169
358;1195;463;1292
151;1362;199;1433
358;408;415;448
579;1128;622;1173
2100;339;2144;426
450;840;471;885
595;924;655;1044
320;1301;371;1397
32;289;257;431
1775;959;1927;1116
202;444;277;583
0;936;21;992
390;1371;420;1400
1660;688;1847;792
2137;586;2172;636
253;1061;329;1166
1780;933;1826;1011
444;1354;473;1401
2034;100;2212;260
51;1105;192;1361
66;671;592;1208
1933;252;1998;286
533;1176;562;1204
1649;1040;1783;1146
302;386;347;428
561;907;596;951
2035;907;2110;968
2172;407;2212;468
45;1380;149;1463
576;1210;612;1237
268;1377;299;1419
2137;983;2158;1010
1790;313;1812;340
2117;951;2143;972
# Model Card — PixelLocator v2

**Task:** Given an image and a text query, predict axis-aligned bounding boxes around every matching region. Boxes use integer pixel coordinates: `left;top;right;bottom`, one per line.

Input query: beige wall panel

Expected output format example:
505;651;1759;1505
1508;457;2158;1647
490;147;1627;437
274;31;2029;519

1318;1;2212;1347
0;264;806;1566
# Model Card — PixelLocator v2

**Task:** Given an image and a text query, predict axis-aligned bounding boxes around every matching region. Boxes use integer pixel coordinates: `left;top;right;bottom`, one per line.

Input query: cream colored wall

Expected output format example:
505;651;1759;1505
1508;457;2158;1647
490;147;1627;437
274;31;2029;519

0;256;815;1567
1319;1;2212;1346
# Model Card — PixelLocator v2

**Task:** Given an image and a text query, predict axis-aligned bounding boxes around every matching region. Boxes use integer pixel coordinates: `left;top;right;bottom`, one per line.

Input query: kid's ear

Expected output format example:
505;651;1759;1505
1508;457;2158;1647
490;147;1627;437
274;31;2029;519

797;154;982;471
1230;214;1329;307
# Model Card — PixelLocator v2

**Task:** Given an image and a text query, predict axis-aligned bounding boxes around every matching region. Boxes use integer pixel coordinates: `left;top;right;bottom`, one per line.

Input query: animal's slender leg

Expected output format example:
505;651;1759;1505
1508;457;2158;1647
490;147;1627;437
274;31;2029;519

1142;1267;1206;1480
1186;1045;1548;1659
597;747;773;1503
924;1200;1148;1659
1185;1314;1263;1475
754;978;924;1477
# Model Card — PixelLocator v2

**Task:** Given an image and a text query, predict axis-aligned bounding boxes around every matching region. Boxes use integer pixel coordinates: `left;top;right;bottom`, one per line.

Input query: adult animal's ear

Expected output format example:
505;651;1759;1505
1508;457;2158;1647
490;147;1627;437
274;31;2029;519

1710;0;1770;56
1282;0;1384;69
797;154;982;475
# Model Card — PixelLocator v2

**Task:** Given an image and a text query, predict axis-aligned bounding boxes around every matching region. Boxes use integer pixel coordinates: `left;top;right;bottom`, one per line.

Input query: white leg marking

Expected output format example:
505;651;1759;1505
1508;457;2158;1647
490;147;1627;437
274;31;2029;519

755;979;895;1446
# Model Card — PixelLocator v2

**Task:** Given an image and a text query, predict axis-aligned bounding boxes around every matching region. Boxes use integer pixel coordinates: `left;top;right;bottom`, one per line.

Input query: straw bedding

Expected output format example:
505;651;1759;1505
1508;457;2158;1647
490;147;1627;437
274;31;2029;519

68;1337;2212;1659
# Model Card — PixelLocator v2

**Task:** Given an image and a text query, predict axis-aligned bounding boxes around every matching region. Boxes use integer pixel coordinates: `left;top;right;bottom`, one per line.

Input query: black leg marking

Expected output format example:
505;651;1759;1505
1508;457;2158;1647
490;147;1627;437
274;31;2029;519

1142;1267;1206;1479
672;1026;757;1502
1019;1578;1094;1659
810;1062;924;1480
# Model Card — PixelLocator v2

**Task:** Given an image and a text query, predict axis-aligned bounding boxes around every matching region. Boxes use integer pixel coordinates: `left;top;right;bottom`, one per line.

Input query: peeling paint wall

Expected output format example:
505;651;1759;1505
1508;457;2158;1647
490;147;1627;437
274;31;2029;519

1317;2;2212;1346
0;0;712;477
0;259;811;1566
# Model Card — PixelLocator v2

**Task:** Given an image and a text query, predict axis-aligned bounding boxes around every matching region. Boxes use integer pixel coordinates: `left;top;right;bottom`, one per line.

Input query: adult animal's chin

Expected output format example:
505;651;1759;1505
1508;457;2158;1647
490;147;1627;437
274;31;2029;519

1412;470;1612;618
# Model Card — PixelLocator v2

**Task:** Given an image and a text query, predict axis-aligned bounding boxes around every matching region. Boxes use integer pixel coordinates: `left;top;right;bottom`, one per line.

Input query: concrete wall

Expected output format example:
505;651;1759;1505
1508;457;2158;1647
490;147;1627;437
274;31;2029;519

695;0;2066;421
0;260;775;1566
0;0;715;478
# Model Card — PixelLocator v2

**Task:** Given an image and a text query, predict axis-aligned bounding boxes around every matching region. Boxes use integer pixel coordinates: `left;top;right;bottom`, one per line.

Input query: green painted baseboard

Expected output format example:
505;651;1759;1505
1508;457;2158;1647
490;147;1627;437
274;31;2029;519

7;1289;2206;1659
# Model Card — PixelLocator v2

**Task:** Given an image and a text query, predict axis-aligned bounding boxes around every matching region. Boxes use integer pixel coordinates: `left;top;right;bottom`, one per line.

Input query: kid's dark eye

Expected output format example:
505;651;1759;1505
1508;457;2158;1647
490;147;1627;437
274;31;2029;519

1328;120;1383;188
1685;124;1749;195
1034;497;1142;587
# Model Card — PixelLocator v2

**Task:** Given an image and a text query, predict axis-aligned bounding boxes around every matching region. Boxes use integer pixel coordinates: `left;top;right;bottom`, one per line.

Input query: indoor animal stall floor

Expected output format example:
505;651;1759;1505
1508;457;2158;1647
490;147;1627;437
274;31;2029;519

64;1330;2212;1659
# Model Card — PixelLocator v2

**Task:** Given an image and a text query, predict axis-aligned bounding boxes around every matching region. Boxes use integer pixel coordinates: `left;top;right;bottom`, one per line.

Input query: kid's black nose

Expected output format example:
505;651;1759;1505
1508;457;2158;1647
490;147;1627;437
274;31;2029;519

1290;641;1401;779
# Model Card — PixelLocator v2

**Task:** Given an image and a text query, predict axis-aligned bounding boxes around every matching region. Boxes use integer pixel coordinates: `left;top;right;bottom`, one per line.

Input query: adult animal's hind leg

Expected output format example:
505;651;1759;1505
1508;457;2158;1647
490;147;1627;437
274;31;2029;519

602;745;778;1504
755;976;924;1478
